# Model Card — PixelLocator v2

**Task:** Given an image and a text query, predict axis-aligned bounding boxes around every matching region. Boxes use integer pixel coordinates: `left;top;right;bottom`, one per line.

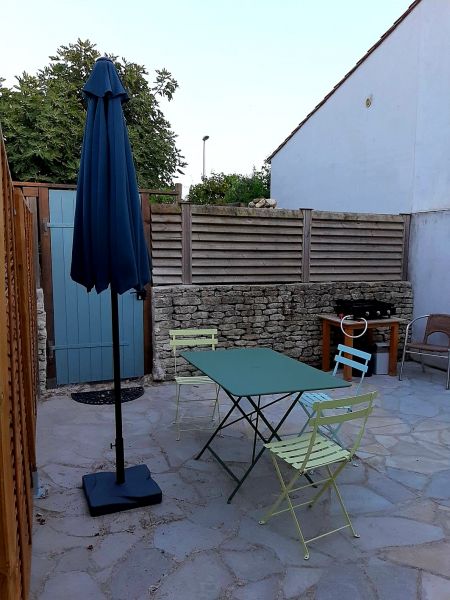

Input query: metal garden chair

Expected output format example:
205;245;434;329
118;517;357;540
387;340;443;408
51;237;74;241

399;314;450;390
298;344;371;446
259;391;377;560
169;328;220;440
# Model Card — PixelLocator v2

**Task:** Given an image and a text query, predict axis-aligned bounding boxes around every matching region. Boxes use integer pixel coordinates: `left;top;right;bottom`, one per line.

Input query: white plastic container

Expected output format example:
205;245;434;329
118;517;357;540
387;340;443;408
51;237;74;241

374;342;389;375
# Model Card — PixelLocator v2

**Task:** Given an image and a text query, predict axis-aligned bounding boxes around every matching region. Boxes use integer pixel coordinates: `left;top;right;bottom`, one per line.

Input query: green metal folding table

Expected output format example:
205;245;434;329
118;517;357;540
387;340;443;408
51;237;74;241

181;347;351;503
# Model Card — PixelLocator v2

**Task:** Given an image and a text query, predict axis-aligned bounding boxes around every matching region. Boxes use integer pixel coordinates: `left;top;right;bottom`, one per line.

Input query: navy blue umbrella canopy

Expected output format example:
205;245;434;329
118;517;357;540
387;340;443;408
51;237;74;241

71;57;151;295
70;58;161;516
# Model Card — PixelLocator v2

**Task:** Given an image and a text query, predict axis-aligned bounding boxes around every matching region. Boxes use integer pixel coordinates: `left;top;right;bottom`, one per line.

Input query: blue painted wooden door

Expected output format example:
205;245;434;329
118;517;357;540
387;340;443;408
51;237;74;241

49;190;144;384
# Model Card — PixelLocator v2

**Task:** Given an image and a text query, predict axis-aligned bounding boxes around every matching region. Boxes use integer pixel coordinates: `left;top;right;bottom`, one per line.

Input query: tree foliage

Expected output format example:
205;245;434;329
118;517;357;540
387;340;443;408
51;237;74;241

0;39;186;187
187;165;270;205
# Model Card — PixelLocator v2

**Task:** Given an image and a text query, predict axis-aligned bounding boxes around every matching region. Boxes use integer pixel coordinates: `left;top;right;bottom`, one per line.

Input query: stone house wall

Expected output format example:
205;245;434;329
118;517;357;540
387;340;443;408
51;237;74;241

152;281;413;381
37;288;47;393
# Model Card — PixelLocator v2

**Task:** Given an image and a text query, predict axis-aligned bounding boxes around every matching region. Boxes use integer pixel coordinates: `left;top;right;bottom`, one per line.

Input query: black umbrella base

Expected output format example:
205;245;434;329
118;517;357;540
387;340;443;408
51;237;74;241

82;465;162;517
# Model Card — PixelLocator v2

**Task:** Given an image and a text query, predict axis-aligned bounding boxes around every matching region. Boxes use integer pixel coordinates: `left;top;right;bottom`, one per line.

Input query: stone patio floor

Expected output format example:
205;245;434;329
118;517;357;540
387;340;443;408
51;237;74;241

31;361;450;600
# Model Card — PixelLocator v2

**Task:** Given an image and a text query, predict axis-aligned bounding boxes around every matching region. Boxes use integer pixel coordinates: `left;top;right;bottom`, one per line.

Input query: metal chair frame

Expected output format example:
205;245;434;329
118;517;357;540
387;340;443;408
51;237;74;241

259;391;376;560
399;314;450;390
169;328;220;440
298;344;371;445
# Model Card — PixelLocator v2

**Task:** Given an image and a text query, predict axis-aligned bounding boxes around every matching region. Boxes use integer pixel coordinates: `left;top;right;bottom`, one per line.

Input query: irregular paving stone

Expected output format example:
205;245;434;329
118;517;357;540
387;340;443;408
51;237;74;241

54;546;92;573
283;567;323;598
354;516;444;550
385;454;449;475
108;545;173;600
239;516;331;566
422;572;450;600
40;572;107;600
315;565;376;600
385;467;428;491
330;484;393;514
426;469;450;500
366;560;419;600
233;576;280;600
365;468;415;503
384;542;450;578
153;519;226;560
222;547;283;581
91;532;138;569
153;553;233;600
186;497;241;529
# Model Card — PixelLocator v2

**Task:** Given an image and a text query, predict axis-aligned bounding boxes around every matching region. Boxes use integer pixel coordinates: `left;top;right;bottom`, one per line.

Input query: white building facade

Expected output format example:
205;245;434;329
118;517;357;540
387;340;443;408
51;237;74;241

270;0;450;337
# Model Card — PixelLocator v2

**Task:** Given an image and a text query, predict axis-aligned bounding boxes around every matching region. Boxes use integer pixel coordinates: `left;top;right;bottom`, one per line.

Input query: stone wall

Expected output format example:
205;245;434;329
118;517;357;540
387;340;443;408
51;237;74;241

152;281;413;380
37;288;47;393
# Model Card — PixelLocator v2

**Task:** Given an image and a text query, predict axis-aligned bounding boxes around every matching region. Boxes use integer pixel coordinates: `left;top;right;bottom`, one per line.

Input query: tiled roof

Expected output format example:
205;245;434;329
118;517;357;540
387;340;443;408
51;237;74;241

267;0;423;161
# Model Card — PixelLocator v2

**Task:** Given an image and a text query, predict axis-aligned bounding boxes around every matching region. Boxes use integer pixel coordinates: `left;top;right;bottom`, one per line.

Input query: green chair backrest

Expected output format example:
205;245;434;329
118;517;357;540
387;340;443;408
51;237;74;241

298;391;377;471
169;328;218;375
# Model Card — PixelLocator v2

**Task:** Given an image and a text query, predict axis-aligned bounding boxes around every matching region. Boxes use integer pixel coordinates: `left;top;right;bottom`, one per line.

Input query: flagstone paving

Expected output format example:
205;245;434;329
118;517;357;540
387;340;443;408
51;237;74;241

31;362;450;599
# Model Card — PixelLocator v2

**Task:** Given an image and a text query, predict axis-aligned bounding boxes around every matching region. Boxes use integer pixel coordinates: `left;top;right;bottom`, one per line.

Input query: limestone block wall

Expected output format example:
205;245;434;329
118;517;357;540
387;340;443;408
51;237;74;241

152;281;413;381
36;288;47;393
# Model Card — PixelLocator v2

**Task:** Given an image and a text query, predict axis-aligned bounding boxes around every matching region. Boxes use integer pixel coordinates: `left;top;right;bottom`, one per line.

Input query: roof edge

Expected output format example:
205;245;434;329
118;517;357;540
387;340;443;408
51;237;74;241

267;0;423;162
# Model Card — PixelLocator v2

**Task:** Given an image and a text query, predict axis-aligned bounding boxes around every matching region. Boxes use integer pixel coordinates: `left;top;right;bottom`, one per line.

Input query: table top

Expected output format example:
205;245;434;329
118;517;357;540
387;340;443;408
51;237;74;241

318;313;405;326
181;347;351;397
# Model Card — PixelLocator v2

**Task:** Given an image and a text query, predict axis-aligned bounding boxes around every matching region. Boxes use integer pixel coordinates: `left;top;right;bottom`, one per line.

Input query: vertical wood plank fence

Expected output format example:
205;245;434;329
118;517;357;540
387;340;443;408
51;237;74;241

0;137;38;600
150;203;409;286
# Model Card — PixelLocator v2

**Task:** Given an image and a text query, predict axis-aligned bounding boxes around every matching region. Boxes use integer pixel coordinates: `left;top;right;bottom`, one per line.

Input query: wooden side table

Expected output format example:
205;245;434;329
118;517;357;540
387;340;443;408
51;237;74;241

318;314;404;381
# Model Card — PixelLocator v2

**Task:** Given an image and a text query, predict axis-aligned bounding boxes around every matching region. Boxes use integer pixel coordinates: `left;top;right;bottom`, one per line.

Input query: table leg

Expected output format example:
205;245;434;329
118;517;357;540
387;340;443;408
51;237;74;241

389;322;399;376
322;320;331;371
342;328;354;381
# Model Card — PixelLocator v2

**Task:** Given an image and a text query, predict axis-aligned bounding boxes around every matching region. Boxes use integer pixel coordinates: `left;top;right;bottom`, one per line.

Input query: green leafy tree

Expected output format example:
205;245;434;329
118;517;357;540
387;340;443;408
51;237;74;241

187;165;270;205
0;39;186;187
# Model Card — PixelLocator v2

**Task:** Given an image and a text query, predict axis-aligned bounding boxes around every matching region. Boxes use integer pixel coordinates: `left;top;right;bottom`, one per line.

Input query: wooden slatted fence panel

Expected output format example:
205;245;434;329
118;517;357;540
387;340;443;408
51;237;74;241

150;203;183;285
0;135;37;600
190;205;303;284
309;212;405;281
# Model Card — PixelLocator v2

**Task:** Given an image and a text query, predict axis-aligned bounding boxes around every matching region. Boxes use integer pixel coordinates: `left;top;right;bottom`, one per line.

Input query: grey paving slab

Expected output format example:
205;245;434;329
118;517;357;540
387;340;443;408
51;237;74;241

107;545;173;600
152;553;233;600
31;363;450;599
422;572;450;600
40;572;107;600
233;576;281;600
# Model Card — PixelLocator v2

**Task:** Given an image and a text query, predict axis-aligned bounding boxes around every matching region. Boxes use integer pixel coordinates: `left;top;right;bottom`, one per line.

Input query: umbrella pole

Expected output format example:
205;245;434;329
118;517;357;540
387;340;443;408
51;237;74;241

111;288;125;484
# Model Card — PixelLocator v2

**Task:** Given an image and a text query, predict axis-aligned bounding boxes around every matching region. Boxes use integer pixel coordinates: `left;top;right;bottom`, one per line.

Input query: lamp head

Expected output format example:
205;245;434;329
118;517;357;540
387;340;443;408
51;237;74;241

202;135;210;142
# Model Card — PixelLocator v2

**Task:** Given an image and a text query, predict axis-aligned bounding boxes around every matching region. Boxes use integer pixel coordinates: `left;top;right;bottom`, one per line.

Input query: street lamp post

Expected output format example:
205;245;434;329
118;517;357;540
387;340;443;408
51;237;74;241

202;135;209;180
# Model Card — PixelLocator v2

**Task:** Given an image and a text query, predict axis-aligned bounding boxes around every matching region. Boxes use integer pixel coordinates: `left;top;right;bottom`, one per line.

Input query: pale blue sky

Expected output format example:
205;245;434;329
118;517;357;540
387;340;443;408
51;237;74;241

2;0;413;194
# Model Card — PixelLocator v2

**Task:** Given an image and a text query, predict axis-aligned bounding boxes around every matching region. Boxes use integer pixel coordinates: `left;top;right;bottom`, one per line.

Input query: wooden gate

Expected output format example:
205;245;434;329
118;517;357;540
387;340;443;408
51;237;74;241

48;189;145;384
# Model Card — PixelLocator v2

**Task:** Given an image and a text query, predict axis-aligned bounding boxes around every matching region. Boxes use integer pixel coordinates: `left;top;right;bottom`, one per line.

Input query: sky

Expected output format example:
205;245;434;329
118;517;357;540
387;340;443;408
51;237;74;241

1;0;414;196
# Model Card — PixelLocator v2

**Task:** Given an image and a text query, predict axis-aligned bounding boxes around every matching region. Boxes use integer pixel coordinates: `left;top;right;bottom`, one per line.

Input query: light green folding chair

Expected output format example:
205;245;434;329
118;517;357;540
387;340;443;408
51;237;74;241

169;328;220;440
259;391;376;560
298;344;371;447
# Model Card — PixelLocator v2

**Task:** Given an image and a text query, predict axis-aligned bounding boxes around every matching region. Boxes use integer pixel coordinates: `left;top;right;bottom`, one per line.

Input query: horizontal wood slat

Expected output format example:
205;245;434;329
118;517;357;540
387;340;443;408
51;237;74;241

190;205;303;284
310;212;405;282
150;204;182;285
149;203;409;285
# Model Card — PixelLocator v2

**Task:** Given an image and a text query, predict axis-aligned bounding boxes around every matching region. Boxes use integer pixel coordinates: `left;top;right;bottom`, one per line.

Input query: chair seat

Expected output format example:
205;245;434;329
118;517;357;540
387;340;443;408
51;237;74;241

266;432;350;471
406;342;449;354
300;391;332;409
175;375;215;386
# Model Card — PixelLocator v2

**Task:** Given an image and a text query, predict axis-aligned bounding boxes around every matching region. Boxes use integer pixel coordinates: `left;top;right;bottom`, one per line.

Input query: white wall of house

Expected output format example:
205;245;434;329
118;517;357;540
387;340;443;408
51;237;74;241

409;209;450;320
408;209;450;366
271;0;450;216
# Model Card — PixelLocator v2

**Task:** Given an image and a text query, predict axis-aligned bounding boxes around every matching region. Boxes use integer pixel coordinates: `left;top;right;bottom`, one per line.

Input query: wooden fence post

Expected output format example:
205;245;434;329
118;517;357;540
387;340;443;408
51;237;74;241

181;201;192;285
400;213;411;281
301;208;312;283
175;183;183;202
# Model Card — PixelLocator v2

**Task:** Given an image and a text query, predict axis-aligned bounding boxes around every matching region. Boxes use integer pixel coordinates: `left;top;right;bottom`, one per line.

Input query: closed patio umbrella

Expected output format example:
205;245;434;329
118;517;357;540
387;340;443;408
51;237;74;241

71;57;161;516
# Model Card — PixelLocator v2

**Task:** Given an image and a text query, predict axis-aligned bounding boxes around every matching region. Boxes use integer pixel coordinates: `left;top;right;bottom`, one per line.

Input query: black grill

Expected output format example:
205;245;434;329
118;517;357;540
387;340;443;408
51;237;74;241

334;299;395;320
